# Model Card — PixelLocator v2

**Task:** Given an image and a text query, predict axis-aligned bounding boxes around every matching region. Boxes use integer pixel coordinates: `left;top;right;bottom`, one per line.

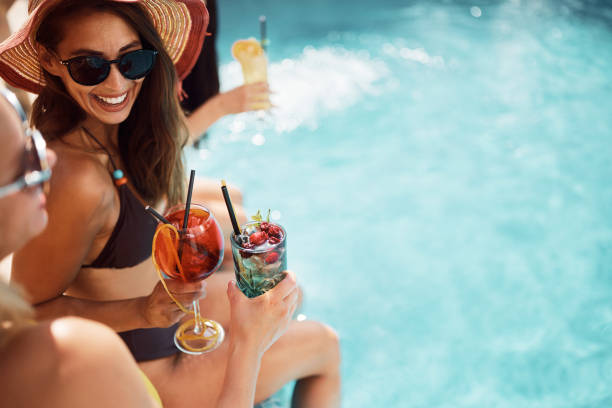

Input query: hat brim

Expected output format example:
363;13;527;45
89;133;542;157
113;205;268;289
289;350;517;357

0;0;208;94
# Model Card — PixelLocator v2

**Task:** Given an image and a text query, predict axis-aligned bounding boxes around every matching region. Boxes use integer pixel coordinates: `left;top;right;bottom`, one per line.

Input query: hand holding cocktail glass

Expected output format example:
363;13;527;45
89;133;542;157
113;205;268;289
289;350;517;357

227;269;298;353
148;171;225;354
231;38;271;111
216;82;270;115
143;277;206;329
221;181;296;350
221;182;287;298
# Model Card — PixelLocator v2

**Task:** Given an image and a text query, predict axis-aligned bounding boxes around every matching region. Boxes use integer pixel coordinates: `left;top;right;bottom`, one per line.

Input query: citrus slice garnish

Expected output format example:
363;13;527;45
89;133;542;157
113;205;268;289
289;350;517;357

231;38;264;61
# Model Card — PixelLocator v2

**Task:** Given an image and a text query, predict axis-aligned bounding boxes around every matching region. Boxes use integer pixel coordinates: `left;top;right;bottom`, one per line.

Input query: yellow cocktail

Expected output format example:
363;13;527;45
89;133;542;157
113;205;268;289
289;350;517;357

232;38;270;110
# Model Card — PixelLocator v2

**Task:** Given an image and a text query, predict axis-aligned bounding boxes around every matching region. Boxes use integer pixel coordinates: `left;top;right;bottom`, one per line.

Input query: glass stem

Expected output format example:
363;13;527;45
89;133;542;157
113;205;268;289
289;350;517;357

193;299;203;335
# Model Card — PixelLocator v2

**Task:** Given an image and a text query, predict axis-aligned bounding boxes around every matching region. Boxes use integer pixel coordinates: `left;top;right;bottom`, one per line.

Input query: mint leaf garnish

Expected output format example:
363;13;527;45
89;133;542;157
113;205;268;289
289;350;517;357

249;209;271;228
251;210;263;223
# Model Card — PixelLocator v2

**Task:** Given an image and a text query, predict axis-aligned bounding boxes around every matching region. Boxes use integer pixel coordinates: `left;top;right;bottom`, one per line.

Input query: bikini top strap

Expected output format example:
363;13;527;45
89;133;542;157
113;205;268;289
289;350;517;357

81;127;128;187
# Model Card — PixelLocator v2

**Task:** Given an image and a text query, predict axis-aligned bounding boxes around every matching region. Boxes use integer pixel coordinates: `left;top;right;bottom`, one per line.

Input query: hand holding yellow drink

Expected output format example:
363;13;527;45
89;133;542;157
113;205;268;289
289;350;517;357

232;38;267;83
232;38;271;110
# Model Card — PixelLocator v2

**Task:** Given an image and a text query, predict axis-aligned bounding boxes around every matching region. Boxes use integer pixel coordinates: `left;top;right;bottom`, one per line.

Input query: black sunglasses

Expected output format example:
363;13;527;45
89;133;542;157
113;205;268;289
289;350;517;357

0;89;51;198
60;49;158;86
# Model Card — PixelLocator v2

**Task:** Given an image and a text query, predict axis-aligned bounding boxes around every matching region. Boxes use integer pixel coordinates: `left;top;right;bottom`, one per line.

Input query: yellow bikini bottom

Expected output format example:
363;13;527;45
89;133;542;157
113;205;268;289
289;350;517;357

139;370;163;407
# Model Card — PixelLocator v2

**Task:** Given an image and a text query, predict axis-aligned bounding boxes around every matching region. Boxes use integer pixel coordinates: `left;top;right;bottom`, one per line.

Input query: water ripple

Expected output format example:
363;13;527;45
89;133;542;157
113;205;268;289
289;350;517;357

218;46;389;137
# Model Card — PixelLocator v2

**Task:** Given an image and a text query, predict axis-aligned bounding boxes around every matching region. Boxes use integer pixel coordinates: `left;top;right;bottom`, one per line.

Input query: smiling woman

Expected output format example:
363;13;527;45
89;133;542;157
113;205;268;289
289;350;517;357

0;1;340;407
39;15;152;124
30;2;187;204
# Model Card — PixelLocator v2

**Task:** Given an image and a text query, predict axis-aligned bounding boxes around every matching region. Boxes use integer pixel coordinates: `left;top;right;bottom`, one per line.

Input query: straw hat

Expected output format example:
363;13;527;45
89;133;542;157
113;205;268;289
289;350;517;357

0;0;209;94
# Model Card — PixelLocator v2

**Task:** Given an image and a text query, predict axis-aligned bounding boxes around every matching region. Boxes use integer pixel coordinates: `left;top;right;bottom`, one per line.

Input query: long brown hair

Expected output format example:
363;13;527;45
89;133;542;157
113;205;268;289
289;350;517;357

32;0;186;205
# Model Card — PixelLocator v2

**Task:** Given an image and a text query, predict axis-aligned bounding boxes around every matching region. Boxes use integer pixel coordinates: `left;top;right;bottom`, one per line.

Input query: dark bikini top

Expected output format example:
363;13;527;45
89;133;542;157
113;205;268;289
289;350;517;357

81;128;157;269
80;129;179;362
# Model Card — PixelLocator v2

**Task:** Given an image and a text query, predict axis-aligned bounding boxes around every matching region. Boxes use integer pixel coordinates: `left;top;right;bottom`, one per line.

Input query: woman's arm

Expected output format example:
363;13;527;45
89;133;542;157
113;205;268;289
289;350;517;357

185;82;270;144
217;340;263;407
33;279;205;331
216;273;299;408
11;152;203;331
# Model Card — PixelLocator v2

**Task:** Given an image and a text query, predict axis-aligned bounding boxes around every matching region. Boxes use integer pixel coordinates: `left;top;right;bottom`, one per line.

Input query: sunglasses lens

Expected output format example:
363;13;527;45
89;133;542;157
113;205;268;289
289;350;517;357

69;56;109;86
25;130;47;172
25;143;40;172
24;130;51;190
119;50;157;80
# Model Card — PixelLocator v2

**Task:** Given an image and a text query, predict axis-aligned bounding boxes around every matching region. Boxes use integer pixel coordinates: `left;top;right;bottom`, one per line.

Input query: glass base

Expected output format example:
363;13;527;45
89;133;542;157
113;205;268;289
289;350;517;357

174;317;225;355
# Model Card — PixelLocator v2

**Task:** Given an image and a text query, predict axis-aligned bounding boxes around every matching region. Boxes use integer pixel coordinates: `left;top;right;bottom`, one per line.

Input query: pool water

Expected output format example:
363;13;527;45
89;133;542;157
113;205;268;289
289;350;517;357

188;0;612;406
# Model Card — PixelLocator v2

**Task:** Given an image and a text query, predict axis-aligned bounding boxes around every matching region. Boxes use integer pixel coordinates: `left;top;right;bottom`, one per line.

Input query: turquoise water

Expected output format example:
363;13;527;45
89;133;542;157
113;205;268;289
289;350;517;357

188;0;612;406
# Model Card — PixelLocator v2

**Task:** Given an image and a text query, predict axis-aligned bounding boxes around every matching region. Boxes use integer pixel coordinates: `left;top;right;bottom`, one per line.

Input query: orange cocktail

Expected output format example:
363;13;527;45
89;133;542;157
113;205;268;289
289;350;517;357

152;203;225;354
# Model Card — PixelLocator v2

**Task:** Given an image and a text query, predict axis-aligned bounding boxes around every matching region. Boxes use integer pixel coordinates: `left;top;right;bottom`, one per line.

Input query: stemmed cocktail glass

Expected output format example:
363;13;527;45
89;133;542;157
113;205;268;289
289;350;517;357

152;203;225;354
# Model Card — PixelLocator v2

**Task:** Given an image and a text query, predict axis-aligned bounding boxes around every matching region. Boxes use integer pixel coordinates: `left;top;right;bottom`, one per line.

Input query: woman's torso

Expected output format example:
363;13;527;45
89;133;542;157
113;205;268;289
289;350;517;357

51;136;161;302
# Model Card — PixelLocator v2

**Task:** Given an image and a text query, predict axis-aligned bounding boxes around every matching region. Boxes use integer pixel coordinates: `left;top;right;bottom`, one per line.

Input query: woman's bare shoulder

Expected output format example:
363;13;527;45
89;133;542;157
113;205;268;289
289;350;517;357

47;134;116;216
50;138;111;190
0;317;157;407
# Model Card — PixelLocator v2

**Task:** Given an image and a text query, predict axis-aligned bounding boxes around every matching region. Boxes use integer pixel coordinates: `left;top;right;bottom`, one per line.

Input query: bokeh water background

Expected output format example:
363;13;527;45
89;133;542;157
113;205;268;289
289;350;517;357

187;0;612;406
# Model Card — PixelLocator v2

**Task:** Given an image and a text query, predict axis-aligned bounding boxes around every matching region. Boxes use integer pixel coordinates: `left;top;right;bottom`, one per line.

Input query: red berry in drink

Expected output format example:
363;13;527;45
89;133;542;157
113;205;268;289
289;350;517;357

260;222;270;232
241;242;255;250
267;225;282;239
249;231;268;246
239;242;255;259
265;252;279;264
268;236;280;245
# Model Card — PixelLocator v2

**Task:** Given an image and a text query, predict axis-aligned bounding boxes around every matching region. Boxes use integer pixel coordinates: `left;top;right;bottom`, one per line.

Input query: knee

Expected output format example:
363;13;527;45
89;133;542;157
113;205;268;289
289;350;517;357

225;183;244;206
326;324;341;368
296;285;304;311
231;188;244;206
315;322;341;371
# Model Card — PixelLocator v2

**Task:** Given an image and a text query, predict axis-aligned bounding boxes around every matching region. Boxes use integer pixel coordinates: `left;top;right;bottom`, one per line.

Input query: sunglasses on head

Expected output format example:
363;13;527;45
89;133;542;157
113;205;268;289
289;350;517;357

0;89;51;199
59;49;158;86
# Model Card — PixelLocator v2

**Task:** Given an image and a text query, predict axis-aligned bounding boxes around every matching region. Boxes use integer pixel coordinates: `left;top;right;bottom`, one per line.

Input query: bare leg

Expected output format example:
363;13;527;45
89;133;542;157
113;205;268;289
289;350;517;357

140;320;341;408
198;270;304;331
192;271;233;328
193;178;243;205
256;321;341;408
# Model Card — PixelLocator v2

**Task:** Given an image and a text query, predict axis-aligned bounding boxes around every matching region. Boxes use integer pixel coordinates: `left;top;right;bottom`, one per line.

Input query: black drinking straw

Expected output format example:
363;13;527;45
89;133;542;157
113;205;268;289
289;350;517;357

259;15;268;53
145;205;171;225
183;170;196;233
178;170;196;261
221;180;242;237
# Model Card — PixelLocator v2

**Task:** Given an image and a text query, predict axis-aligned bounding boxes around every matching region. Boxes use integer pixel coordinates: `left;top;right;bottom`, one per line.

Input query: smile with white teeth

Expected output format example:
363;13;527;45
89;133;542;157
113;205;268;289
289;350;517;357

95;92;127;105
